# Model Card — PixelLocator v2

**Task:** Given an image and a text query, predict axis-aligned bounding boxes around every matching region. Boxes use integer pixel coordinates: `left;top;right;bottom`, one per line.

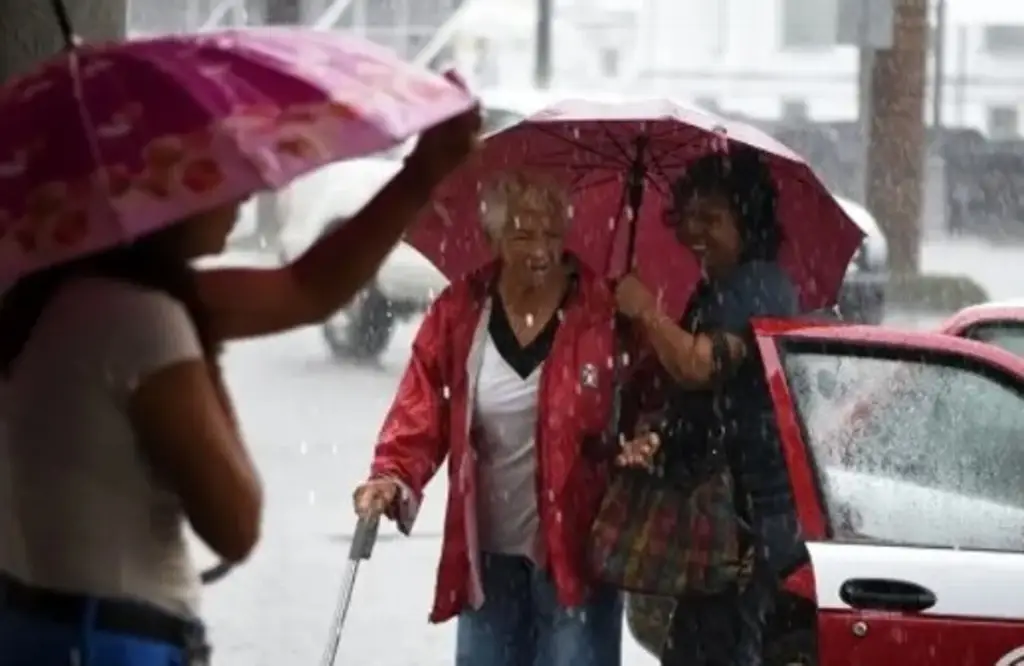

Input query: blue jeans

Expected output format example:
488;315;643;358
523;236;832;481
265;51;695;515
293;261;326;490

0;608;199;666
661;511;804;666
456;553;623;666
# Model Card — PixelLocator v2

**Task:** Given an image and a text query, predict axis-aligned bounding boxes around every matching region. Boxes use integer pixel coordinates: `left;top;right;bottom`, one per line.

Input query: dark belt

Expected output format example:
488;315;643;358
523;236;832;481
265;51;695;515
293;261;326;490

0;574;204;649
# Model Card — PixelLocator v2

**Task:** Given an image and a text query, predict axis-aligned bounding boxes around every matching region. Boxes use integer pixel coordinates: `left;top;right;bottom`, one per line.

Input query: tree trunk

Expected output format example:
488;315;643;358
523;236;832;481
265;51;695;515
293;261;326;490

0;0;127;82
866;0;928;274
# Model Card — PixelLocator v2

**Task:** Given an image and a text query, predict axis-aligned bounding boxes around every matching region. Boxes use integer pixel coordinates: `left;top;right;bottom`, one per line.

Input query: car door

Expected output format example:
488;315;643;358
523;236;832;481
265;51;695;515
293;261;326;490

753;321;1024;666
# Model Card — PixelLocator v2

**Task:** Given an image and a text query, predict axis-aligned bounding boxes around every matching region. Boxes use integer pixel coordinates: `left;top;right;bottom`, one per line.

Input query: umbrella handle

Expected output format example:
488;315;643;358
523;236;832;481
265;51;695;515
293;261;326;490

349;515;380;561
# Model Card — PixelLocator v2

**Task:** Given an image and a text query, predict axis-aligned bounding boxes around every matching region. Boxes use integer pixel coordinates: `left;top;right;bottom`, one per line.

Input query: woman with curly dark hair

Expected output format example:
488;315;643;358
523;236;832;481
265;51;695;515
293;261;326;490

614;146;807;666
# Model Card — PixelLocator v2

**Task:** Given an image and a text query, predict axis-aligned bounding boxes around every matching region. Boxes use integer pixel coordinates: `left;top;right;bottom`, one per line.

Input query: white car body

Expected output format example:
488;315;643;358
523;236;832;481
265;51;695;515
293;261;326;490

833;195;888;274
277;157;448;306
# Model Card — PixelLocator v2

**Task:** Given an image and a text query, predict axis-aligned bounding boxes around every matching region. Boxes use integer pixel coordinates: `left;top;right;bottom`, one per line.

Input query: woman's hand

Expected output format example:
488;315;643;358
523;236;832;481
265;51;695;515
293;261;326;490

352;477;400;519
403;75;482;187
615;274;658;320
615;432;661;470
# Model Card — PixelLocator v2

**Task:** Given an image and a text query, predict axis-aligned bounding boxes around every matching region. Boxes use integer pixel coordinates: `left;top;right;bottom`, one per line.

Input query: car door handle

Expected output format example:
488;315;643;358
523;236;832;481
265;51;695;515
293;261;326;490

839;578;937;613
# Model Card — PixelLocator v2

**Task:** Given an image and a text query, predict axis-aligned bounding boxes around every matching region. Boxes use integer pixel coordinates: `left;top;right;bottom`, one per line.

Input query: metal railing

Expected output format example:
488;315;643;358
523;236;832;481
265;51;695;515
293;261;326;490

412;0;483;67
312;0;355;30
198;0;250;31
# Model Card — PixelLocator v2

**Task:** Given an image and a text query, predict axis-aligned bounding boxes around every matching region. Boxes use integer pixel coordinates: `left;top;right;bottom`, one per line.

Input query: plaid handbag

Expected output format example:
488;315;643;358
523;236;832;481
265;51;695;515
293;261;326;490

585;314;749;597
587;452;749;597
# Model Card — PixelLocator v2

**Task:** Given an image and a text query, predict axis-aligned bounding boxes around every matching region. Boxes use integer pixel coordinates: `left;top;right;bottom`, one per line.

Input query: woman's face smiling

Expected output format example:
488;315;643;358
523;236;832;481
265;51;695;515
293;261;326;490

673;191;742;277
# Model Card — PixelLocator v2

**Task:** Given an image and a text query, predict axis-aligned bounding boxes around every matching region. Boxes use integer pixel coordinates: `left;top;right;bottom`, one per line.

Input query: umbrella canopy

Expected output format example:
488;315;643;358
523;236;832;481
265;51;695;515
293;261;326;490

0;27;474;281
410;98;865;316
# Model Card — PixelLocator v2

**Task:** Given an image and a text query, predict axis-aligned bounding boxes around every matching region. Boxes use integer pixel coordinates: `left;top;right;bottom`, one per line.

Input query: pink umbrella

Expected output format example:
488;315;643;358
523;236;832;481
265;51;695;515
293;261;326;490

0;23;474;281
410;99;864;316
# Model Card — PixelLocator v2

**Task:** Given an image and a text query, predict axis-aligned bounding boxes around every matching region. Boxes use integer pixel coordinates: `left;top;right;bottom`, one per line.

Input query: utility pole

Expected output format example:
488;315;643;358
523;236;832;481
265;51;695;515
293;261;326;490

866;0;928;274
254;0;302;250
931;0;947;130
534;0;553;89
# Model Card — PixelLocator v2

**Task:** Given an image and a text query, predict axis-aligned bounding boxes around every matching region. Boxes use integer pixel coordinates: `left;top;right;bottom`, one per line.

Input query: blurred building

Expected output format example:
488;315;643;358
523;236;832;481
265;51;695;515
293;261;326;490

634;0;1024;137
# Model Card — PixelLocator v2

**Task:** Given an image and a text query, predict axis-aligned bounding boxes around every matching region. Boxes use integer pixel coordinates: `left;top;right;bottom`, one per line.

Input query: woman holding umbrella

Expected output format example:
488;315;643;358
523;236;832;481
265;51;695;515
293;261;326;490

614;147;808;666
353;170;655;666
0;24;481;666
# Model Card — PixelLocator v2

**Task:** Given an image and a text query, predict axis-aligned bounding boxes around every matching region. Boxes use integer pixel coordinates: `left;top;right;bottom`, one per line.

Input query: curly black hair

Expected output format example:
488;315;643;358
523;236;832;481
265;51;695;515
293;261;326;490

668;144;783;262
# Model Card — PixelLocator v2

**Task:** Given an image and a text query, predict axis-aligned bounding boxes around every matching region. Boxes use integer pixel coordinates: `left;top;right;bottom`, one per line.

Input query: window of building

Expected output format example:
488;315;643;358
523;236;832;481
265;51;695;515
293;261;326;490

779;0;837;49
599;48;620;77
987;106;1020;140
781;99;810;121
694;97;721;112
982;24;1024;57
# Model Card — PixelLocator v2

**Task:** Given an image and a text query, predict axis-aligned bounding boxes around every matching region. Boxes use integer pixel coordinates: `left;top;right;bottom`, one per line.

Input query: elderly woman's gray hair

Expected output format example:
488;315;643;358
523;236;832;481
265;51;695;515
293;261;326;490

478;171;573;241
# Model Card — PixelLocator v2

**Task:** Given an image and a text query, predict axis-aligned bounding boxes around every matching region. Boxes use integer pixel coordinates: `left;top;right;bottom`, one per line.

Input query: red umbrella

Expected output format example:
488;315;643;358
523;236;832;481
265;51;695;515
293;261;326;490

409;98;864;317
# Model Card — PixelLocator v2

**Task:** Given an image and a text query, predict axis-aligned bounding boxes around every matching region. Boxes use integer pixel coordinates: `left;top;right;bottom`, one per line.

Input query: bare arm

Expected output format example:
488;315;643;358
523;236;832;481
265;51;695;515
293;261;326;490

131;361;263;564
198;106;480;341
635;306;746;387
198;166;436;340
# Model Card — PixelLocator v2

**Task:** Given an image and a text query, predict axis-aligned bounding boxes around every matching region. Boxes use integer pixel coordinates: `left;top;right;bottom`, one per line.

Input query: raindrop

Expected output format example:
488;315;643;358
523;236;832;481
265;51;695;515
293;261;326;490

566;204;574;219
442;385;452;400
607;216;616;230
572;127;581;140
524;313;534;327
299;441;308;455
556;309;564;321
307;490;316;505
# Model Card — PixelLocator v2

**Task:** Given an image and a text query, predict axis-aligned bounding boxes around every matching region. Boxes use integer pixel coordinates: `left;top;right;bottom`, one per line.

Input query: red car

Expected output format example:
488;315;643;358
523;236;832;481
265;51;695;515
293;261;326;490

627;319;1024;666
941;299;1024;354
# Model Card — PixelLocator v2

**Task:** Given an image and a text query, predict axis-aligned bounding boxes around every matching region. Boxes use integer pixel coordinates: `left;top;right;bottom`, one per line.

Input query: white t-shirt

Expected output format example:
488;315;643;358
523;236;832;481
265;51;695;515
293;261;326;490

473;334;542;559
0;277;204;617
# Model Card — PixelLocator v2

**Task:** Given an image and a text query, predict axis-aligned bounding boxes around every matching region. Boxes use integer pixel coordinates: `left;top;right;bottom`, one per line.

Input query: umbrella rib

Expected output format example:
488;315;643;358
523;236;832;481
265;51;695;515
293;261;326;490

648;129;709;166
528;124;629;165
571;172;621;193
598;124;636;167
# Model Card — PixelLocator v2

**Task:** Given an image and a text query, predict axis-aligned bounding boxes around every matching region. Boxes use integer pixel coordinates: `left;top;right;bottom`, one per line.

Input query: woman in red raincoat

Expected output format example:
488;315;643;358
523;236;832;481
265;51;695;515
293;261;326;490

354;171;655;666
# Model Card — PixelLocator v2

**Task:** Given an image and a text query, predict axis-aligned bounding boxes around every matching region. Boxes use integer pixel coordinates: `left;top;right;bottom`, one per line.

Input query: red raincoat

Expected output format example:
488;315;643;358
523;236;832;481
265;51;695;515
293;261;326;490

369;259;626;623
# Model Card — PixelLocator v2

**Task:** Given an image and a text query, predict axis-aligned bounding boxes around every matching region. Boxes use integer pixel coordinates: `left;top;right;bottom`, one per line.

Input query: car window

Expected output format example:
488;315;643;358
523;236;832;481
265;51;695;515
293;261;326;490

782;348;1024;553
965;321;1024;358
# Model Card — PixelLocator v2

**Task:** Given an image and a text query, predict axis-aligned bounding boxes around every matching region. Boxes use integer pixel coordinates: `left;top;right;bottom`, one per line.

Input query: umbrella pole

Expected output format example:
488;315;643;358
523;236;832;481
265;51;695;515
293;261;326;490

603;134;650;453
623;135;649;272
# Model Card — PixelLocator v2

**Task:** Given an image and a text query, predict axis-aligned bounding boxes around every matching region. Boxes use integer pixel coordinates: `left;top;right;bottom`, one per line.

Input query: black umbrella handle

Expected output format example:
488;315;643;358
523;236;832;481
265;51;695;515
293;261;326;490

349;515;380;561
623;135;649;273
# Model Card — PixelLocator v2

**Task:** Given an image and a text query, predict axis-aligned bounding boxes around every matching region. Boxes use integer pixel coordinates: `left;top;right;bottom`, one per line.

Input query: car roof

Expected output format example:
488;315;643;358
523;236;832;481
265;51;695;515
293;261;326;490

941;299;1024;334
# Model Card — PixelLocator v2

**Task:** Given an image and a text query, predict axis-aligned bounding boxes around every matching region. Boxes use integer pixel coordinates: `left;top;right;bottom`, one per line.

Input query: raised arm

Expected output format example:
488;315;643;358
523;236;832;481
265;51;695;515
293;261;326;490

198;108;479;342
617;262;799;388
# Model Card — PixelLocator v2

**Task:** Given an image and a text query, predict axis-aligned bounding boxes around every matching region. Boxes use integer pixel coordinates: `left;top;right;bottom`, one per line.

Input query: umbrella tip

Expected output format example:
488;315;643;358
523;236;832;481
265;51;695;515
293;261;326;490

49;0;77;51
